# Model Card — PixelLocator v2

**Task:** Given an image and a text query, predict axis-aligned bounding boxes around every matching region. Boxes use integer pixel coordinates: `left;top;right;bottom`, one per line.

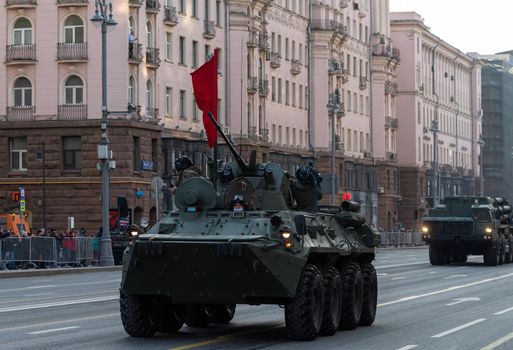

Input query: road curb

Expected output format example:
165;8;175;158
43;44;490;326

0;266;122;278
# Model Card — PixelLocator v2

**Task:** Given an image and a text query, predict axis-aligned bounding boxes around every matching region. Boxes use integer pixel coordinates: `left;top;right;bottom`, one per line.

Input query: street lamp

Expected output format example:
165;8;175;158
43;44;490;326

327;88;341;205
91;0;117;266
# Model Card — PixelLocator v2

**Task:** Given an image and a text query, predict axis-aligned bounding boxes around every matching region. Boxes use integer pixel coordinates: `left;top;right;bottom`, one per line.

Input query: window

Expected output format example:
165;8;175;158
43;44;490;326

299;43;302;63
146;80;153;109
128;76;135;105
146;21;153;47
192;97;198;121
64;15;84;44
133;136;140;171
192;40;198;68
165;32;172;60
64;75;84;104
10;137;27;171
285;38;289;60
192;0;197;17
292;40;295;60
179;0;185;13
216;0;221;26
13;18;32;45
299;84;303;108
180;90;186;118
63;136;81;170
292;82;296;107
278;35;282;56
179;36;185;64
285;81;289;105
271;32;275;52
272;76;276;102
278;78;282;103
165;87;172;116
204;44;210;61
13;77;32;107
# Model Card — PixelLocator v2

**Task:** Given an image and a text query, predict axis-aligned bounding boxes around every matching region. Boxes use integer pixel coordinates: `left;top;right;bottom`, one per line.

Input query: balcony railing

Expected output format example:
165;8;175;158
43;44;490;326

146;0;160;12
5;45;36;64
6;106;35;121
328;59;342;75
247;30;259;48
385;116;399;129
163;6;179;25
57;43;88;61
145;108;160;124
203;20;216;39
359;76;368;90
291;59;301;75
56;0;88;6
258;79;269;96
6;0;36;7
247;77;258;94
146;47;161;68
311;20;347;36
129;0;143;6
270;52;280;68
57;104;87;120
129;43;143;63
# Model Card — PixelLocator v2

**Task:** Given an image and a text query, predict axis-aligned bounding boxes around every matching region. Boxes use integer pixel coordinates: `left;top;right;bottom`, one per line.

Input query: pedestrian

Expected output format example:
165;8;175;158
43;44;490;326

128;30;137;58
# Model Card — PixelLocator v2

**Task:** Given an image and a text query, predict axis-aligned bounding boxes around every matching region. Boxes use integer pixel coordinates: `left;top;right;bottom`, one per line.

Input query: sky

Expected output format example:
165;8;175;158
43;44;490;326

389;0;513;55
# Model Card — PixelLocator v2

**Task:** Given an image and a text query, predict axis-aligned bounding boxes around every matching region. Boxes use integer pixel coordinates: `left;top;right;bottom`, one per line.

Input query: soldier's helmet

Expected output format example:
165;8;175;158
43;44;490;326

230;194;246;210
175;155;193;171
296;161;323;185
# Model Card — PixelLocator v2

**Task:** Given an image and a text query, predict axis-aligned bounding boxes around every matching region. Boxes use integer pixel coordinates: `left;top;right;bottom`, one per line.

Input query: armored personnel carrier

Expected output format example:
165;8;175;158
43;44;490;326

422;196;513;266
119;119;379;341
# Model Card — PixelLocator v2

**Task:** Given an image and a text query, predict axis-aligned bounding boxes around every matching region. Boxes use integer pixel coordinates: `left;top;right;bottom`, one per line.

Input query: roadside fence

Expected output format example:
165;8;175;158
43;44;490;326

379;230;425;248
0;237;101;270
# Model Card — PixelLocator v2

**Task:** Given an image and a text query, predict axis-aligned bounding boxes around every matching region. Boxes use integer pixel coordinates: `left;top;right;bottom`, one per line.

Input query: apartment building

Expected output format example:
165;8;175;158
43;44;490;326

391;12;482;229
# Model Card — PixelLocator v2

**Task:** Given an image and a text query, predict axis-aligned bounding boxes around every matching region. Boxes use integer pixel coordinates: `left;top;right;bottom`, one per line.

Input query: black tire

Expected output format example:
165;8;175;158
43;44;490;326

120;290;158;337
338;261;363;330
155;304;185;333
211;304;236;324
320;266;342;336
285;263;324;341
429;246;446;265
185;304;214;327
484;244;499;266
499;241;506;265
359;263;377;326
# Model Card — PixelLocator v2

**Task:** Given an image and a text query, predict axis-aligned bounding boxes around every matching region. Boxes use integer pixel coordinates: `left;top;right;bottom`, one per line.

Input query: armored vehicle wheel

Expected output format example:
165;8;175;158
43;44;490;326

429;247;446;265
338;261;363;330
484;245;499;266
359;263;377;326
155;304;185;333
185;304;214;327
320;266;342;336
211;304;236;324
285;264;324;341
120;290;158;337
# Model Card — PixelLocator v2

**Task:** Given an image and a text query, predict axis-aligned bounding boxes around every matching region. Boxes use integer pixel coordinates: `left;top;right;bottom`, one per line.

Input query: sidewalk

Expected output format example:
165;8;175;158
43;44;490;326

0;265;122;278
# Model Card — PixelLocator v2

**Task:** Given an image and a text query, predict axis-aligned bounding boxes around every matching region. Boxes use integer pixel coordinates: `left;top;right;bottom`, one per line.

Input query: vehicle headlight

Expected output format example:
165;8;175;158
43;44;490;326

421;226;429;233
280;231;292;239
130;230;139;237
485;227;493;234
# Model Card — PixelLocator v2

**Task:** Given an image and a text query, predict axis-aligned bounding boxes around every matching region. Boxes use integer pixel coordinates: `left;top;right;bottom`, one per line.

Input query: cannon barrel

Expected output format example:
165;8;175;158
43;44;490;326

341;200;361;212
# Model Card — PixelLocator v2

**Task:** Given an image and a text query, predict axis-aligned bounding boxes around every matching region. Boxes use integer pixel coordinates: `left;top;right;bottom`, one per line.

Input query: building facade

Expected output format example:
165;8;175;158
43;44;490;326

391;12;482;229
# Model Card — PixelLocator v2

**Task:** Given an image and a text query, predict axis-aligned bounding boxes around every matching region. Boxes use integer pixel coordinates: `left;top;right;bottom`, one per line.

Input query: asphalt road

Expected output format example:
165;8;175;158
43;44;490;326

2;249;513;350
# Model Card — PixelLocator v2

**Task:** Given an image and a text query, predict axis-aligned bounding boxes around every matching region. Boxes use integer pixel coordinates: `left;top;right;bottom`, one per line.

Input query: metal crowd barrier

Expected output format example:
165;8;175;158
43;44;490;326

0;237;101;270
379;230;425;247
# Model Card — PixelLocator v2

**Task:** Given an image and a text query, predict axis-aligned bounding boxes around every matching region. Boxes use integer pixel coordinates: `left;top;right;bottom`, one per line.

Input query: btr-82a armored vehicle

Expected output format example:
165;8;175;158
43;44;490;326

119;120;380;341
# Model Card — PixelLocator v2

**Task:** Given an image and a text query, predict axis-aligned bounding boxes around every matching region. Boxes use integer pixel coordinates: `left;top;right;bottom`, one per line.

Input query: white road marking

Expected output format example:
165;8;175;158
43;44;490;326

445;274;468;279
429;271;438;274
446;297;480;306
24;285;56;290
23;293;56;297
376;261;427;269
397;346;418;350
494;306;513;315
0;313;118;333
377;273;388;277
28;326;80;335
392;277;406;280
481;329;513;350
431;318;486;338
378;271;513;307
0;279;121;293
0;295;118;313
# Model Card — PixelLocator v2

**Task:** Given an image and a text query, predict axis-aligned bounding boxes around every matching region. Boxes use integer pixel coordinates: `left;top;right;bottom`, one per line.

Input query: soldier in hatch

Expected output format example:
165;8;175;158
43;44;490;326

291;161;323;212
170;155;202;194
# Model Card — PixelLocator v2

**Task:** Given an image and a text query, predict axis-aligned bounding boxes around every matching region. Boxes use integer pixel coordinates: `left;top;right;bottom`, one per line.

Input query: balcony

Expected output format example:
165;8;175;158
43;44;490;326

129;0;143;7
163;6;179;25
5;45;36;64
270;52;280;68
328;59;341;75
258;79;269;97
6;106;35;121
203;20;216;40
57;104;87;120
385;81;397;95
392;47;401;61
247;30;259;48
247;77;258;94
129;43;143;63
336;105;346;118
56;0;88;6
146;0;160;13
359;76;367;90
290;59;301;75
385;116;399;129
258;32;270;51
259;128;269;141
57;43;88;62
311;20;347;37
339;0;349;8
145;108;160;124
5;0;36;8
146;47;160;68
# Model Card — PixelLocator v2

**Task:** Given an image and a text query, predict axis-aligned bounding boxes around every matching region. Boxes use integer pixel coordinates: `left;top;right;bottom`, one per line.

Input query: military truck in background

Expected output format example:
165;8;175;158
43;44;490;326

421;196;513;266
119;116;380;341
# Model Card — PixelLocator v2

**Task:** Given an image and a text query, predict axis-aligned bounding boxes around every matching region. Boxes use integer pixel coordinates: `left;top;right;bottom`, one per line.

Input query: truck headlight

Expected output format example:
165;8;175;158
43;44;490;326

421;226;429;233
280;231;291;239
485;227;493;234
130;230;139;237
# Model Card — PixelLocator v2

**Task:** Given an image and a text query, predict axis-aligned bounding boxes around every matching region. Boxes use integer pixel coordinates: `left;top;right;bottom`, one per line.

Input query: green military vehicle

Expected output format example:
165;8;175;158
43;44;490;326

119;119;380;341
421;196;513;266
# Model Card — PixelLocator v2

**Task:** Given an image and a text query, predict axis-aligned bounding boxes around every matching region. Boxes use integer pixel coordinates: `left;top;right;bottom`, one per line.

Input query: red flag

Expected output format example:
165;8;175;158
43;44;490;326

191;49;218;147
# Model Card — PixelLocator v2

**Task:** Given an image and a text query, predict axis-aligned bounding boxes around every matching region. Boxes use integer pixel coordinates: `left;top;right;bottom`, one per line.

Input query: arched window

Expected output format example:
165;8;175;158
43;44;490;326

128;76;135;105
64;75;84;104
146;80;153;109
146;21;153;46
128;16;135;35
13;18;32;45
64;15;84;44
13;77;32;106
258;58;263;81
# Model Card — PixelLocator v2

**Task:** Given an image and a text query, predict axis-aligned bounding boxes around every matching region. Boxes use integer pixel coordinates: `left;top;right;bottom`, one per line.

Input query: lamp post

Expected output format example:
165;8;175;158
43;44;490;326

91;0;117;266
327;88;341;205
36;142;46;234
477;136;485;196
